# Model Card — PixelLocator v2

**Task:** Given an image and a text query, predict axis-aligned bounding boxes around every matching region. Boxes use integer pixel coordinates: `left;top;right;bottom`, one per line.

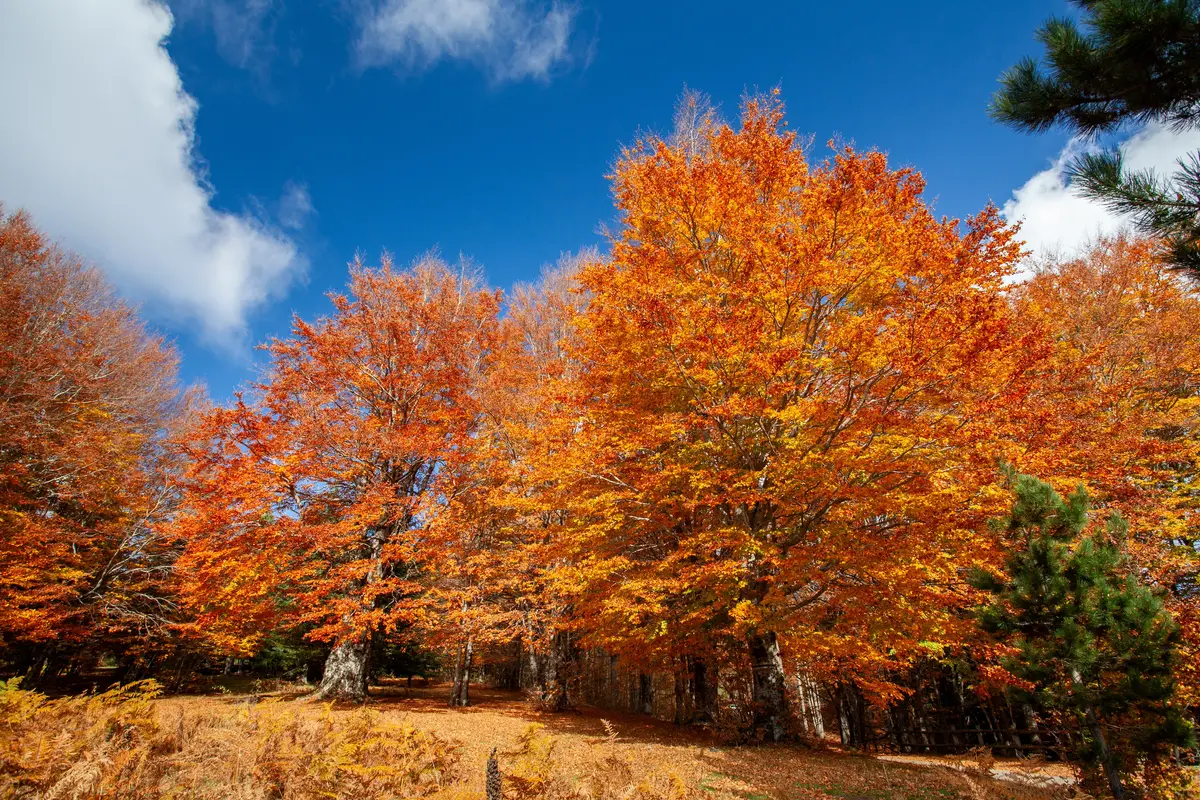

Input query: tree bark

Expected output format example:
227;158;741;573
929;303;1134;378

835;682;867;748
691;658;717;723
536;630;573;711
316;635;372;701
748;631;787;741
795;669;824;738
526;643;541;689
638;673;653;715
450;638;474;707
1071;667;1123;800
673;663;687;725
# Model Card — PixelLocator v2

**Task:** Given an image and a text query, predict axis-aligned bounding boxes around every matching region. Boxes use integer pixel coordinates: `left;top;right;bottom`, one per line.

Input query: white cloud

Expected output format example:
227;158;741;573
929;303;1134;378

1002;123;1200;260
278;181;315;230
357;0;577;83
0;0;306;345
174;0;279;71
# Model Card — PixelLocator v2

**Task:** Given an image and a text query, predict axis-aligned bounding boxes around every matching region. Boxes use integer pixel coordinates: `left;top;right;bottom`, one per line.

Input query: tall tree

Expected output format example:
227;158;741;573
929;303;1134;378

488;254;593;709
991;0;1200;275
555;93;1033;739
176;256;502;700
971;471;1194;799
0;208;190;672
1008;237;1200;705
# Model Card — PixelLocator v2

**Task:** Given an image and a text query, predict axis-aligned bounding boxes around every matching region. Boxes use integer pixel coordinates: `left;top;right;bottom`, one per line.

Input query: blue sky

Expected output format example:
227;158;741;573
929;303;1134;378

5;1;1198;401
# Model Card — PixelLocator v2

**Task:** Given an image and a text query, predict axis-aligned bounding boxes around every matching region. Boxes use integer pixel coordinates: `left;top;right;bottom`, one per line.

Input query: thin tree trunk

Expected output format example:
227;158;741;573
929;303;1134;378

1071;667;1123;799
748;631;787;741
609;653;620;708
526;643;541;690
459;639;474;706
673;662;687;725
450;642;465;706
796;669;824;738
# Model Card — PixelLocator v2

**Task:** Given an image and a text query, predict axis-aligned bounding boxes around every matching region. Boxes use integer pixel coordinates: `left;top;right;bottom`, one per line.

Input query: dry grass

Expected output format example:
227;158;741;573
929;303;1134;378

1;678;1074;800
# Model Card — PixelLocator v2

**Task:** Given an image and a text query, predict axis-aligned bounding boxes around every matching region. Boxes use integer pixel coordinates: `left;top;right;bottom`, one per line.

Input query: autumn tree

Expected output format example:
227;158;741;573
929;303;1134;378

175;256;502;701
472;254;594;709
1008;237;1200;706
0;208;191;677
971;471;1194;799
553;93;1033;739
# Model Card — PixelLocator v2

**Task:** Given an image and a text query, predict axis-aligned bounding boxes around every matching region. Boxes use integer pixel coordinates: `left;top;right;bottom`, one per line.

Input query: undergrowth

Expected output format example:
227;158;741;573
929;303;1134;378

0;680;690;799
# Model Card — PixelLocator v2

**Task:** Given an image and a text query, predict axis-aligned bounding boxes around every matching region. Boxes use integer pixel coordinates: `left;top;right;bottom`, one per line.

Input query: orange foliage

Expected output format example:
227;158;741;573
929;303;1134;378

545;94;1033;712
171;95;1199;726
0;208;191;652
5;89;1182;774
175;256;504;687
1008;236;1200;701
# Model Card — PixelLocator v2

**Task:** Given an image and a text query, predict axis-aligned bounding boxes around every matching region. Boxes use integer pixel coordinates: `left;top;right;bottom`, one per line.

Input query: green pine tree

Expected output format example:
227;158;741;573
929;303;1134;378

991;0;1200;277
970;471;1194;799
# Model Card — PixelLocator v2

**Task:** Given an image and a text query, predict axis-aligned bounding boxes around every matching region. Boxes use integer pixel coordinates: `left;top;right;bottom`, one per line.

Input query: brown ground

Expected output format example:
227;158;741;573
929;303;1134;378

157;680;1071;800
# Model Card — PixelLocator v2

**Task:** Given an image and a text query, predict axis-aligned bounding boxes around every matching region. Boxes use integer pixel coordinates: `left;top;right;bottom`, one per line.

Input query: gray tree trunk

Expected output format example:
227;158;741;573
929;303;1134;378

315;529;386;702
316;635;372;701
795;669;825;738
638;673;653;715
748;631;787;741
451;638;474;707
536;630;573;711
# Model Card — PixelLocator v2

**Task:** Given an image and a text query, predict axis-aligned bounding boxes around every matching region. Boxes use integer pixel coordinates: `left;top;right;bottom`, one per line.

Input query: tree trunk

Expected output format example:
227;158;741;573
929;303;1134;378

835;682;867;748
638;673;653;715
526;643;541;690
316;529;385;702
673;663;687;725
536;630;573;711
451;639;473;707
1071;667;1123;799
691;657;717;723
316;635;372;701
795;669;824;738
748;631;787;741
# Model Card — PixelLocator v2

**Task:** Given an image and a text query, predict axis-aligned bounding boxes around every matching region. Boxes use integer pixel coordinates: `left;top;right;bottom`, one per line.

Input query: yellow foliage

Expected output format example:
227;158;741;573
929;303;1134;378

0;683;693;800
0;680;454;799
499;723;692;800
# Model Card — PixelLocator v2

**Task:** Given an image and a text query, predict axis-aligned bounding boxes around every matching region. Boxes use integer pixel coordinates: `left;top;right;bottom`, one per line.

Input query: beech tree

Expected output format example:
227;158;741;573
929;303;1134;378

485;256;593;709
1008;237;1200;705
553;94;1034;739
0;208;190;673
176;256;502;700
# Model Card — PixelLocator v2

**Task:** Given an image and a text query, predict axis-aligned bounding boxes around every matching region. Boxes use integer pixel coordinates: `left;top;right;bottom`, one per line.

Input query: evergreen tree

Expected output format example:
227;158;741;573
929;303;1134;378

970;471;1194;799
991;0;1200;277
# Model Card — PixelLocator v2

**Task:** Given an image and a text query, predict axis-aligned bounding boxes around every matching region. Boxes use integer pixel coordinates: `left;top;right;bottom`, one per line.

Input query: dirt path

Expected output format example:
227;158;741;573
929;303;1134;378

160;681;1067;800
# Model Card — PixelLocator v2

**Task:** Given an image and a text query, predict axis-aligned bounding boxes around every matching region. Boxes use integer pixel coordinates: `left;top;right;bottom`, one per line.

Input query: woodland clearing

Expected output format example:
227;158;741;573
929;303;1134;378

153;681;1074;800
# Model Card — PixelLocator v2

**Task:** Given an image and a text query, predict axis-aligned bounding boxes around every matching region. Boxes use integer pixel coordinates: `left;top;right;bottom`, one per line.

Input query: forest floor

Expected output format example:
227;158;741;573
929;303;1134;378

157;679;1074;800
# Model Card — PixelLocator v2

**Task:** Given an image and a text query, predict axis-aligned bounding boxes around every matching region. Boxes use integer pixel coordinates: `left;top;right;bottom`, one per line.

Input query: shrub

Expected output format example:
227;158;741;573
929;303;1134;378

0;679;457;799
0;682;690;799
